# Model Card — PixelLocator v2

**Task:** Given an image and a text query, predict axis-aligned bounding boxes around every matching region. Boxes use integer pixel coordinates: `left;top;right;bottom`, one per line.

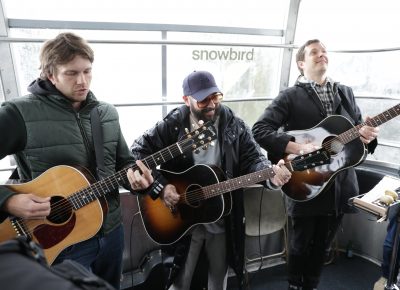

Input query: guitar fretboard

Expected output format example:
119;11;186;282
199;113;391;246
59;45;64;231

196;149;329;201
201;167;275;200
67;122;216;209
68;142;185;210
335;103;400;146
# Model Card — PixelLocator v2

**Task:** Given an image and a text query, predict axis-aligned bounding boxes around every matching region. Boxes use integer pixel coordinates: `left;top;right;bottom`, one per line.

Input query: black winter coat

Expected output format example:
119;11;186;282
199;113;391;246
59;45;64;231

252;81;377;216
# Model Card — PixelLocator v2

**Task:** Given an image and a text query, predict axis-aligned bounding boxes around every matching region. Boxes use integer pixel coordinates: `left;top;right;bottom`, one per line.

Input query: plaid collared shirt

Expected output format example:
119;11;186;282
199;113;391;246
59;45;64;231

311;78;338;116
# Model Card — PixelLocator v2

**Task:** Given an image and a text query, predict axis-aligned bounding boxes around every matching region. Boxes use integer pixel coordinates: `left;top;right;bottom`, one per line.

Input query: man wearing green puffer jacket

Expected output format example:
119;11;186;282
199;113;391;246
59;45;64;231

0;32;154;290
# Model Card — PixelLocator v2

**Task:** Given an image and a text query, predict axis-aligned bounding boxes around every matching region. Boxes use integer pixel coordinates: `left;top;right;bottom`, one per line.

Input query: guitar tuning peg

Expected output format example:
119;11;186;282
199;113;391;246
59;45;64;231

198;120;204;126
184;128;190;134
210;141;215;146
202;144;209;150
194;149;200;154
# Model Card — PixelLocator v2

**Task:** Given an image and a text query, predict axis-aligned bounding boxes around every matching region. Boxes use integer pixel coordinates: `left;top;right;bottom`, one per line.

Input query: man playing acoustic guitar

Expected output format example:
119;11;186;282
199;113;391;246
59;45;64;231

130;70;292;290
0;32;154;290
252;39;379;290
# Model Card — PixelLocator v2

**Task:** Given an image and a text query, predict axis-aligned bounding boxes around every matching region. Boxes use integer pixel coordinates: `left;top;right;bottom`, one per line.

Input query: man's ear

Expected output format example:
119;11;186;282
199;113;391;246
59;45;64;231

48;74;56;85
183;95;190;107
297;61;305;71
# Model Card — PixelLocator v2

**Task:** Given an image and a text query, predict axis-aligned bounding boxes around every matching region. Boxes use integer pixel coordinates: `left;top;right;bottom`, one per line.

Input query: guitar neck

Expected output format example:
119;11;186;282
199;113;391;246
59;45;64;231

196;149;329;201
201;167;276;200
336;103;400;146
69;140;192;210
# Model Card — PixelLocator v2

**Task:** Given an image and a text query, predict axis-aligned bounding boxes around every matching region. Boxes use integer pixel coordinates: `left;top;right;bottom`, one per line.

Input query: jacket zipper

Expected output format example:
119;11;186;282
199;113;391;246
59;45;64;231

75;112;93;163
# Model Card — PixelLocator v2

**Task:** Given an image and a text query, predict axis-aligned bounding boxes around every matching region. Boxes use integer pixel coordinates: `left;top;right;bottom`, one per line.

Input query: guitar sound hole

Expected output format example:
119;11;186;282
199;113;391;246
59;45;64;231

324;136;344;155
185;184;203;208
47;196;73;224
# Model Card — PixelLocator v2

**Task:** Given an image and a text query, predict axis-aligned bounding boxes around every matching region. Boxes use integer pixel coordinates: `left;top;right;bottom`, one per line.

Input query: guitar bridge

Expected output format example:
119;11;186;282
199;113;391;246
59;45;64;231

10;217;31;238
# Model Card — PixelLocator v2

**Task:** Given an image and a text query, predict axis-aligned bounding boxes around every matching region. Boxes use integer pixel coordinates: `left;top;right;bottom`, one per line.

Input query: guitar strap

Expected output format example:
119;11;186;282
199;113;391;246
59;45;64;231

90;107;107;180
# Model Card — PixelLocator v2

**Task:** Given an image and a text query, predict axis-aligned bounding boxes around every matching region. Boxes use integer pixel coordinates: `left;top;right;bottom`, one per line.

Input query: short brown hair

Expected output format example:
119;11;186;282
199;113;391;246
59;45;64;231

295;39;323;75
39;32;94;80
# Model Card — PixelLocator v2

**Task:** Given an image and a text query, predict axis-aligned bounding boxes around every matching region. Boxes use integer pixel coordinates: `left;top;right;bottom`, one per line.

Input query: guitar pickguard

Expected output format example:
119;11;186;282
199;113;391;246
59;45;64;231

35;214;76;249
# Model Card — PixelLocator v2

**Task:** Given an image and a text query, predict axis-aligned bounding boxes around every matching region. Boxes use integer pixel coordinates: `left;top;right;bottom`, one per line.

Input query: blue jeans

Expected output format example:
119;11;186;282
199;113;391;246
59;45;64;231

382;217;400;279
53;224;124;290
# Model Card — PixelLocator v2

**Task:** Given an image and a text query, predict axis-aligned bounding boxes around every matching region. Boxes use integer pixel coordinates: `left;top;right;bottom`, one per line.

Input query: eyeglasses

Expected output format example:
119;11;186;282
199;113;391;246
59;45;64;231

195;93;223;108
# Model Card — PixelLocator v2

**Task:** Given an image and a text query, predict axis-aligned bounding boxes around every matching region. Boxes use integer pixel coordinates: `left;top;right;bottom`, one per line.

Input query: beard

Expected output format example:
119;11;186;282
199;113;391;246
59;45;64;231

190;102;221;123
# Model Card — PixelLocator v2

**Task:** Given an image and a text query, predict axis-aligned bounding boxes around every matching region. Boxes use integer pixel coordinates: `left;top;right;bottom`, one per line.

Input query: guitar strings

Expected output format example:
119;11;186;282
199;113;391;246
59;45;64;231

11;108;400;235
16;136;274;235
319;105;399;154
148;156;312;206
14;136;201;237
16;147;310;238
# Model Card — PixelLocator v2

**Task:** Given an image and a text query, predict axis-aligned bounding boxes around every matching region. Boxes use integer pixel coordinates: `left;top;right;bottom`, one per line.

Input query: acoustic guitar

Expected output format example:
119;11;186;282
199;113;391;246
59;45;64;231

138;148;330;245
0;121;217;264
279;103;400;202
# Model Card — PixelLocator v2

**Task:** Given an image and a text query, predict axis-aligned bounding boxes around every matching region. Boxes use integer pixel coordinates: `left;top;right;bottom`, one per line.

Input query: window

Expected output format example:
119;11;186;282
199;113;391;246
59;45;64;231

295;0;400;50
3;0;290;29
2;0;399;166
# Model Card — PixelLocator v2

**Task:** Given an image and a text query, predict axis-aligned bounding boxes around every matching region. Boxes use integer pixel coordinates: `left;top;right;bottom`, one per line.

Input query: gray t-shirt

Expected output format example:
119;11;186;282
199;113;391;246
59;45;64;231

190;115;225;234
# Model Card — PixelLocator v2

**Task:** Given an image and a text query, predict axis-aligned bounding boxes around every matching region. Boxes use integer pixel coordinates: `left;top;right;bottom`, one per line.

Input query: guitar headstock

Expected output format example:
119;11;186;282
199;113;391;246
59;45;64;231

290;148;331;171
179;121;217;153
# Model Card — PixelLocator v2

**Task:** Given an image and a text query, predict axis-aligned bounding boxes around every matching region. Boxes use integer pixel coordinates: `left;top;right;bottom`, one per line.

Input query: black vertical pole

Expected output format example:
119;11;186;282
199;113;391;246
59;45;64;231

385;213;400;290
